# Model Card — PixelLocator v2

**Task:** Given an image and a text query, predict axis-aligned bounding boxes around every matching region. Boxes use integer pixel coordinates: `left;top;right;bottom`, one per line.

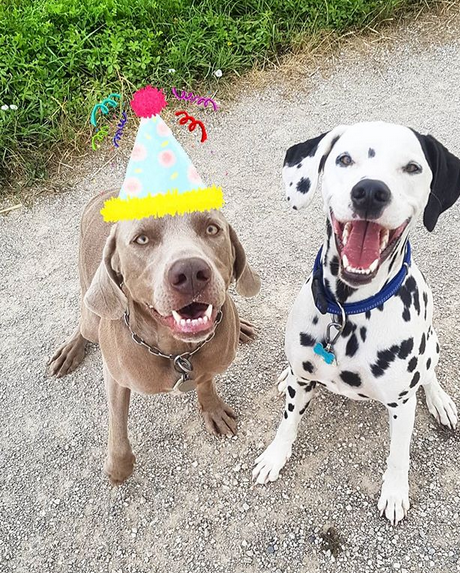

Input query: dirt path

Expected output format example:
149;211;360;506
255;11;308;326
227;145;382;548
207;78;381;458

2;7;460;573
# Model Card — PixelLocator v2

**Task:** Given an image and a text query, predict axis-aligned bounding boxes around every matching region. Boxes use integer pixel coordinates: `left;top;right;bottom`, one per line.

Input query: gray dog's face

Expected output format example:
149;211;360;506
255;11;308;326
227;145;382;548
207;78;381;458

116;212;232;340
283;121;460;287
86;210;260;343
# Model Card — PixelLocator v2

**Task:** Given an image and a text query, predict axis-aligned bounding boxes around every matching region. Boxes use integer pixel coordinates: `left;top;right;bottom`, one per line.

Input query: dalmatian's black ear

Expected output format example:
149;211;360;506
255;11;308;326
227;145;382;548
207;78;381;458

412;130;460;231
282;125;348;211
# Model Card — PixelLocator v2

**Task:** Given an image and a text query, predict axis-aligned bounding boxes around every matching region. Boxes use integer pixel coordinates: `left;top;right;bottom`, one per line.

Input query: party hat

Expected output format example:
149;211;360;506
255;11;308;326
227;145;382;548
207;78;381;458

101;86;224;222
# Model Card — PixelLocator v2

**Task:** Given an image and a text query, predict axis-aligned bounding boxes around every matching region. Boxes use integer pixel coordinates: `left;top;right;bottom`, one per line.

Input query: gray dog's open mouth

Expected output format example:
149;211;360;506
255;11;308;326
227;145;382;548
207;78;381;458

331;212;409;285
148;302;218;336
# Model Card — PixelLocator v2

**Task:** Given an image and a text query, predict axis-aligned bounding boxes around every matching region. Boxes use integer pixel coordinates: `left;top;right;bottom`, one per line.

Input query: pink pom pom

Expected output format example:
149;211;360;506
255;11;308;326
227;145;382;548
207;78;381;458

130;85;167;118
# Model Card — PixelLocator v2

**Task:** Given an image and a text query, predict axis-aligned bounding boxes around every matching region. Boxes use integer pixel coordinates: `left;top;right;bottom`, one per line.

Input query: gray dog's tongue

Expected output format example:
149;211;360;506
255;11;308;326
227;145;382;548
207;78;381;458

342;221;381;269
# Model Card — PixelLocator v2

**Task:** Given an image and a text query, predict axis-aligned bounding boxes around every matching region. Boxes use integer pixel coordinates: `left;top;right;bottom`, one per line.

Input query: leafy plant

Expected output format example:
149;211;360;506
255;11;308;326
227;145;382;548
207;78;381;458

0;0;429;190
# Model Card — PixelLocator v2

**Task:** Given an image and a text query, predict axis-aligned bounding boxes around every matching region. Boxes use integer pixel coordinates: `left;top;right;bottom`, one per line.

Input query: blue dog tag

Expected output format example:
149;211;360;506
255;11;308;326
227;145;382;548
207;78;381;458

314;342;335;365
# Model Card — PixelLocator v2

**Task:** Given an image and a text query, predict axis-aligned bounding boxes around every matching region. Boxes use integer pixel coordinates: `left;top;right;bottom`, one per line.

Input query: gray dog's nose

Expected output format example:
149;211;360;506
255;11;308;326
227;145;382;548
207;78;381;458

168;257;211;295
351;179;391;219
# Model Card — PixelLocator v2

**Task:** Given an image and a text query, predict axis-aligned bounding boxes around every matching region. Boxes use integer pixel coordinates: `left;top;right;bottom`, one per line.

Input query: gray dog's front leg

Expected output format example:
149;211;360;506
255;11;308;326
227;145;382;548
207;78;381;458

103;363;135;485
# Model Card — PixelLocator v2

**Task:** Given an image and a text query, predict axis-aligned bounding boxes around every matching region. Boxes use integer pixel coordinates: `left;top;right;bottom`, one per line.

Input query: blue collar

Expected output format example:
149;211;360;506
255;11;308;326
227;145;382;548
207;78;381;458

312;242;411;316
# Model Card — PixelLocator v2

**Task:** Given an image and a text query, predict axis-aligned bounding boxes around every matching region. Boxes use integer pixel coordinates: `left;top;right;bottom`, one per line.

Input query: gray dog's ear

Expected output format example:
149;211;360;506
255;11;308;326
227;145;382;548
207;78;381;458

229;225;261;297
411;130;460;231
84;226;127;319
283;125;348;211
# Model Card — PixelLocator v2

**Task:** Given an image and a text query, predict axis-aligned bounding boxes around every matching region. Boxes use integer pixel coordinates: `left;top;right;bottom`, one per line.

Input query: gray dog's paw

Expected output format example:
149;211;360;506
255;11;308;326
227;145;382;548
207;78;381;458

48;329;87;378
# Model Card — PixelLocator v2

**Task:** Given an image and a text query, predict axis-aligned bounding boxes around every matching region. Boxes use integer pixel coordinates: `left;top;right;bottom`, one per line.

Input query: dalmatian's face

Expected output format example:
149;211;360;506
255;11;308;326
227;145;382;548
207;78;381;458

323;123;431;285
283;121;460;287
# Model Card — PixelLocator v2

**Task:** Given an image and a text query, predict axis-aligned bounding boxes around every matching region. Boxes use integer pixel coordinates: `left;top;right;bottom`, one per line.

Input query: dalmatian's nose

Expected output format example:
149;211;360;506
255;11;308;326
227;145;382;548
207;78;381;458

351;179;391;219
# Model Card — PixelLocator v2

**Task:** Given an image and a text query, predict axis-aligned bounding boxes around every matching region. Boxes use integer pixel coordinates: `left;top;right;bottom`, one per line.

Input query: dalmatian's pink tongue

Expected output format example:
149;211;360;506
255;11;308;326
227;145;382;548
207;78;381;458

342;220;381;272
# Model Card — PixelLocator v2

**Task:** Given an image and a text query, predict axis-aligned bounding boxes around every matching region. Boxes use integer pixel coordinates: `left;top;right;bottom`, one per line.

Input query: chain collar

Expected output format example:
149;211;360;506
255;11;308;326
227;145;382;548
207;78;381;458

123;309;223;377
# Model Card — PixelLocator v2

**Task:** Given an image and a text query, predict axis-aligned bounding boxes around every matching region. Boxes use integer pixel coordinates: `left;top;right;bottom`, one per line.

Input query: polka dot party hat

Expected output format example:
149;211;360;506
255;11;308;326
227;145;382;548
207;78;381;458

100;85;224;222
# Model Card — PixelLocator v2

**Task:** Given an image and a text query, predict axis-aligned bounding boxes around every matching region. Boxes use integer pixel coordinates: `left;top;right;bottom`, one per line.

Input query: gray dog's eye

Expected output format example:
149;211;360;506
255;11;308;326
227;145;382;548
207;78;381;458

134;235;149;245
206;224;220;236
336;153;353;167
403;162;422;174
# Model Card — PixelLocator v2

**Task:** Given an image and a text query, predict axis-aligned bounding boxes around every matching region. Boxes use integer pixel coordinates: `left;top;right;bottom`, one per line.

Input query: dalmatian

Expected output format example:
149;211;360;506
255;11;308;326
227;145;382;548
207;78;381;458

253;121;460;524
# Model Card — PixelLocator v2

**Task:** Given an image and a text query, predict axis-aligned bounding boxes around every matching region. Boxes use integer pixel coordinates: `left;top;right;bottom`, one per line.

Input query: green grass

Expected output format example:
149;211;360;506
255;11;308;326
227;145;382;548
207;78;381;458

0;0;428;189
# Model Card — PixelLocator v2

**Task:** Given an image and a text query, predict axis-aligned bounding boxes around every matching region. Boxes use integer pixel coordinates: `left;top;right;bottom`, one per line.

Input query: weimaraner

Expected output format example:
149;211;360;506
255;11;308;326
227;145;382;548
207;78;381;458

49;190;260;484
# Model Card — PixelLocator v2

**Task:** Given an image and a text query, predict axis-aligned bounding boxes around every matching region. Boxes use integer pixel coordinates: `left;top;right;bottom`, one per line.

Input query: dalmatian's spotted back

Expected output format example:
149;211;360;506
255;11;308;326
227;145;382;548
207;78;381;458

253;122;460;524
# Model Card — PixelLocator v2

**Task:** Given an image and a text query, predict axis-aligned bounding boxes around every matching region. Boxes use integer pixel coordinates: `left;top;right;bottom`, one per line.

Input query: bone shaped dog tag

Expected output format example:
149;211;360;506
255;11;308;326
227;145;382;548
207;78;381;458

314;342;335;364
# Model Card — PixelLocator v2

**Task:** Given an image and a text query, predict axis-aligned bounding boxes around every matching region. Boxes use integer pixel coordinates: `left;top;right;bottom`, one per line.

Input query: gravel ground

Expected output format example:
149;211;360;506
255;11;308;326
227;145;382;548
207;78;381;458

2;11;460;573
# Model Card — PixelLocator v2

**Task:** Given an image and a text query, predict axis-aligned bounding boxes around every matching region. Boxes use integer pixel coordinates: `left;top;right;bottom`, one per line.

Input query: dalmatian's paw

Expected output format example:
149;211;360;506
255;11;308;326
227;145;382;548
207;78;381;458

424;385;458;430
378;471;410;525
277;368;290;395
252;440;291;484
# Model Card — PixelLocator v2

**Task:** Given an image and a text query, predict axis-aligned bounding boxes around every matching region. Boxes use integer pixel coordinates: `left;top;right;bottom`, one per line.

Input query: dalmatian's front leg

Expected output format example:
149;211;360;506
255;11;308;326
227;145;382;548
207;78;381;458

378;395;416;525
253;372;317;484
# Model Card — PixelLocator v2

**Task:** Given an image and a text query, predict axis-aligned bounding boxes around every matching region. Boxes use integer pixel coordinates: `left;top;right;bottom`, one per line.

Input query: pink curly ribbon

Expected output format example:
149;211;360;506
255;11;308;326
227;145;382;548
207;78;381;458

171;88;218;111
113;111;128;148
175;110;207;143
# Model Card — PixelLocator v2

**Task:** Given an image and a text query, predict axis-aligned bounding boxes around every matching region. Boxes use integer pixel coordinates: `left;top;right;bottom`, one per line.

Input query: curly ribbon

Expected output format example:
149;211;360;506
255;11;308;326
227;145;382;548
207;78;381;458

171;88;218;111
91;125;110;150
175;110;207;143
113;111;128;148
90;93;122;127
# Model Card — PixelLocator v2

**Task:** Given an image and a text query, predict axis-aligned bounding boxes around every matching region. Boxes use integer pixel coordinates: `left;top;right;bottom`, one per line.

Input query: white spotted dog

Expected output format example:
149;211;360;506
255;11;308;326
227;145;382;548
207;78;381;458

253;121;460;524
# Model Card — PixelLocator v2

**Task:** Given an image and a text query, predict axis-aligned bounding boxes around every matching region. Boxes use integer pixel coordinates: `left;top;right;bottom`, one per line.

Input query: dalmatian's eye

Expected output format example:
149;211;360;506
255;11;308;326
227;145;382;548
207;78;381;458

336;153;353;167
403;162;422;174
134;235;149;245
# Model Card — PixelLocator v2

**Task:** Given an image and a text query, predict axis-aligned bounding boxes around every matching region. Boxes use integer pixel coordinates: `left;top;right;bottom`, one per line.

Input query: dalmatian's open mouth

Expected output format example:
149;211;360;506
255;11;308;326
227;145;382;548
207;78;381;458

331;212;409;285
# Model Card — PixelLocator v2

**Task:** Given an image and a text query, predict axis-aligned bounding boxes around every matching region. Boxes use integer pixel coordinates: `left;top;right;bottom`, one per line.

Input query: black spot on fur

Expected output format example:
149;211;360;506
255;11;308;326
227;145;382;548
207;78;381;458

340;371;362;387
419;333;426;354
297;177;311;194
377;303;384;311
423;292;428;320
346;334;359;357
292;206;298;210
387;403;398;408
297;163;302;169
402;398;409;404
358;393;369;399
304;381;317;392
288;403;294;412
436;342;440;354
410;371;421;388
288;386;296;398
312;316;319;325
402;308;411;322
407;357;417;372
413;288;420;315
299;402;310;416
365;310;371;320
360;327;367;342
300;332;315;347
393;415;398;419
326;219;332;238
426;358;432;369
303;361;315;373
406;276;416;291
371;348;397;377
330;256;340;276
398;338;414;360
399;390;408;397
284;411;288;419
289;182;293;187
341;321;356;338
336;279;357;303
368;147;376;158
